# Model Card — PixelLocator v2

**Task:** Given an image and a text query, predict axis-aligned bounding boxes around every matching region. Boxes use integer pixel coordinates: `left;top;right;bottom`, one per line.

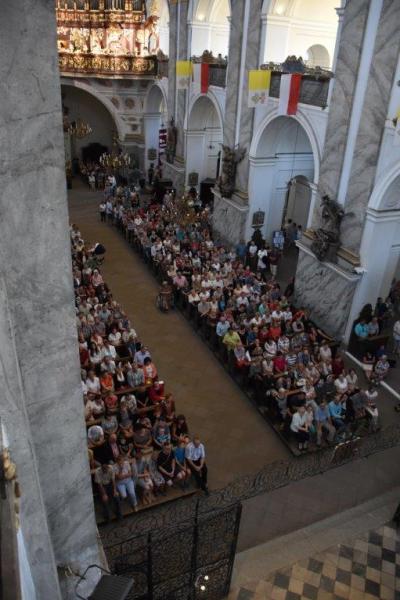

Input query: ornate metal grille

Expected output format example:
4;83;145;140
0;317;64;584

103;501;242;600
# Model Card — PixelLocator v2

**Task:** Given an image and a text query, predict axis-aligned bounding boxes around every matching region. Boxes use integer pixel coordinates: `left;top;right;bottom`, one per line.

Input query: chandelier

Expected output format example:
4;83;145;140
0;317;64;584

99;133;131;170
68;118;92;139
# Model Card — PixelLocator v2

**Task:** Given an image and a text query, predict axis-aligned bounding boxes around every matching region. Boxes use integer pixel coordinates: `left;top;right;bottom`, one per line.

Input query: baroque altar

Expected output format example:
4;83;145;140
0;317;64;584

56;1;162;76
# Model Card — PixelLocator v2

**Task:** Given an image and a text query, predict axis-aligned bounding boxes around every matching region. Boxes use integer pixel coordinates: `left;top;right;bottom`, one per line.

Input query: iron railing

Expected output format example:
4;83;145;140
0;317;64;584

103;501;242;600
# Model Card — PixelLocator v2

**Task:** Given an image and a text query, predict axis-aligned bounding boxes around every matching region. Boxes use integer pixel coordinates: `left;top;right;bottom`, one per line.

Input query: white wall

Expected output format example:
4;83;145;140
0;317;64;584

246;154;314;242
264;16;336;66
62;86;114;159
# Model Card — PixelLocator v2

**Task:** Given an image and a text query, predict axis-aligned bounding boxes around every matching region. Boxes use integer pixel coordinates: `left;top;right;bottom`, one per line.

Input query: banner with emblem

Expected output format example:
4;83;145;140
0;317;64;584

248;70;271;108
176;60;192;90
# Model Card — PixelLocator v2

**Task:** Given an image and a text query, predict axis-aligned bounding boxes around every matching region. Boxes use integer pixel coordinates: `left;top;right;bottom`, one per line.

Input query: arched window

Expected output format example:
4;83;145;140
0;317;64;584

306;44;330;69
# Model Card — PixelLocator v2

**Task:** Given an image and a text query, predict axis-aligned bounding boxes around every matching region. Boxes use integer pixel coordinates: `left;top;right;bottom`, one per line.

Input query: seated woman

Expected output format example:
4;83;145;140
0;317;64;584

114;365;127;390
118;432;135;458
133;424;154;462
273;351;287;375
104;391;119;415
153;423;171;450
119;401;135;440
173;438;191;487
234;342;251;369
100;370;115;393
108;326;122;347
114;455;138;512
264;338;277;359
135;451;156;505
162;393;176;425
102;413;119;436
290;405;310;451
143;356;158;384
89;342;102;370
171;414;189;444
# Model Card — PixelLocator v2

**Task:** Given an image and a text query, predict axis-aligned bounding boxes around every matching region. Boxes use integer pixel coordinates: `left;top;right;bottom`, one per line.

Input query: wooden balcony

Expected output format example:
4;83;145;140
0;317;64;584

262;59;334;108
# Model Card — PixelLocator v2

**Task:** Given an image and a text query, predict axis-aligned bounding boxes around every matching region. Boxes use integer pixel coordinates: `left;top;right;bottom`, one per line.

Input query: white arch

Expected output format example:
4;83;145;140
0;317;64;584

184;90;224;131
144;82;168;113
249;108;321;184
369;162;400;211
209;0;230;22
306;44;330;69
60;79;123;140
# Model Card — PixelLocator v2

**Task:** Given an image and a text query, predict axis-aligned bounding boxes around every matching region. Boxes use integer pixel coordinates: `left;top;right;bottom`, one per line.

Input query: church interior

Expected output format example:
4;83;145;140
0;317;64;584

2;1;400;599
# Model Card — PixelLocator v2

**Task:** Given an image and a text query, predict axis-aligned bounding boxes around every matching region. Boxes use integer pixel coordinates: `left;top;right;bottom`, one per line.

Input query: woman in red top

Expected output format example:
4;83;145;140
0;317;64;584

258;324;270;345
100;371;114;393
273;352;287;374
104;392;119;415
269;322;282;340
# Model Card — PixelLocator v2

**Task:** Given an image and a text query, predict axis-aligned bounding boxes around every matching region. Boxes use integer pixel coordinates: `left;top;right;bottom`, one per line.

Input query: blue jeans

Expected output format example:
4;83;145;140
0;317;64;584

117;477;137;507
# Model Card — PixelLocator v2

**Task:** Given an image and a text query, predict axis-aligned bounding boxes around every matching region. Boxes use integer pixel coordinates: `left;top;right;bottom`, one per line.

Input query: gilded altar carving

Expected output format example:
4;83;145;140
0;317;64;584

59;53;157;76
56;1;162;76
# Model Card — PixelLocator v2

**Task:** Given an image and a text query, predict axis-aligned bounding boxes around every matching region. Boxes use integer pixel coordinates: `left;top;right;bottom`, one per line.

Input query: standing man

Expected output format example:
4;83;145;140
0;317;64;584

148;163;154;185
269;246;281;279
99;200;106;222
185;436;209;495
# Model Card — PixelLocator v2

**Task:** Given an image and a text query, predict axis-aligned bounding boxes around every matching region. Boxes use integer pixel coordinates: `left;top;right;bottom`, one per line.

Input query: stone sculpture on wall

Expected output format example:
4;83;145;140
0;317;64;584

166;117;178;163
218;145;246;199
311;195;345;263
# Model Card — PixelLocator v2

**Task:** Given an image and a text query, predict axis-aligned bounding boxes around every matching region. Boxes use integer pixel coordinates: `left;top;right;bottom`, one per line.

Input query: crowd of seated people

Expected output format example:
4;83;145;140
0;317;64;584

71;224;209;523
352;300;395;384
96;187;382;453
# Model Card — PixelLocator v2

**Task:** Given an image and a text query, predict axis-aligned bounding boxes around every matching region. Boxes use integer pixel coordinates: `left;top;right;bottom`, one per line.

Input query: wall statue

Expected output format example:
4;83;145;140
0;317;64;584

166;117;178;163
311;195;347;263
218;145;246;199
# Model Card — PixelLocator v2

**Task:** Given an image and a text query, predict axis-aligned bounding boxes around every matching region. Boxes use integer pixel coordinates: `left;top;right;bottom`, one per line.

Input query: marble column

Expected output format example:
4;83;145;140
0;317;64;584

167;2;177;121
164;0;188;192
0;2;100;599
213;0;264;245
341;0;400;253
175;0;189;161
312;0;370;211
223;0;264;197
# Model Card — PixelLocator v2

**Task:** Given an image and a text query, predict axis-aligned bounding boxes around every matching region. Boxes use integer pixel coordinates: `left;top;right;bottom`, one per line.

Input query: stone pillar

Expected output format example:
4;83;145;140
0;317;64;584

167;2;177;121
223;0;264;192
341;0;400;253
0;2;100;599
326;2;346;106
164;0;188;193
313;0;370;208
175;0;189;161
213;0;264;245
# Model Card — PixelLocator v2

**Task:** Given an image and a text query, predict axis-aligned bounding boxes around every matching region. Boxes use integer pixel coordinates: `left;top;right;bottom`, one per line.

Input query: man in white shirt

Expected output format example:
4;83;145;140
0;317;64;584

185;437;209;494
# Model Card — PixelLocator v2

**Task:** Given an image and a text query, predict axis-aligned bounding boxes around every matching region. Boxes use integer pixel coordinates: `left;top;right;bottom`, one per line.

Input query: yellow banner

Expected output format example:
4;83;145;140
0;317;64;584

248;70;271;107
176;60;192;76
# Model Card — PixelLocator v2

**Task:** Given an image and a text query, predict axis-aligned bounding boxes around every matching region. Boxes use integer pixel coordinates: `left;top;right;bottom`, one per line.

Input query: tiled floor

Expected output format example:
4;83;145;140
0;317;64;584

230;524;400;600
228;490;400;600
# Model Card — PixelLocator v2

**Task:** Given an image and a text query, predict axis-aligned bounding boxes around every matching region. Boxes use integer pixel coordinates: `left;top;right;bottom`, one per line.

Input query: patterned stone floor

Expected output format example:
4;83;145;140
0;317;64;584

227;490;400;600
229;522;400;599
